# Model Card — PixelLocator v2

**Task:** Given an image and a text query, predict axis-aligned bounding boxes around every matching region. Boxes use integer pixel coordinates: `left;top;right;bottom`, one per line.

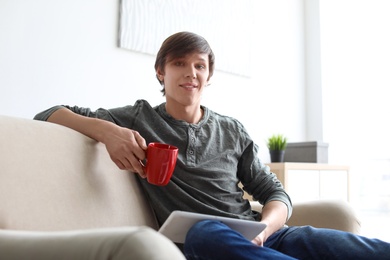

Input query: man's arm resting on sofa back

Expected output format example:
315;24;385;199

38;108;148;177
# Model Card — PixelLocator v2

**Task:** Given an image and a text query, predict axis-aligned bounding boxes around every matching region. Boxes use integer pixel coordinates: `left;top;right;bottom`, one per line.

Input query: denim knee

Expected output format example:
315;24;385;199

186;220;222;245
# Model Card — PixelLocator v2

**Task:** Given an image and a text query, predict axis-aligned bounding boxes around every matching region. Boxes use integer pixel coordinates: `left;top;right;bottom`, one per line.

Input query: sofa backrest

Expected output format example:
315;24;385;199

0;115;158;231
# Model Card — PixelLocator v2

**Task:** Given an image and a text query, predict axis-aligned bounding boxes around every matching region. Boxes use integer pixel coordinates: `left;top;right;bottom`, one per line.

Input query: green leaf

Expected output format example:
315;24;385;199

266;134;287;151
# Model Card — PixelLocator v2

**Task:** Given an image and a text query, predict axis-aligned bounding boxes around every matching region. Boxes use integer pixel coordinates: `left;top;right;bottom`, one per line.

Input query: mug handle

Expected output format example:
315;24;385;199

139;148;148;170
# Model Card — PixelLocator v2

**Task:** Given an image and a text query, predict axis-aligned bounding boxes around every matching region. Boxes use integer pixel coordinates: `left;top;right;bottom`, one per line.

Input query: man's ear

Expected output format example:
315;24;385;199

206;79;211;86
156;68;164;81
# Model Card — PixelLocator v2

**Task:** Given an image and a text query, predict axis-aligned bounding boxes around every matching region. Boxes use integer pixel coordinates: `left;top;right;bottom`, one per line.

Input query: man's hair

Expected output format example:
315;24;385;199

154;31;215;95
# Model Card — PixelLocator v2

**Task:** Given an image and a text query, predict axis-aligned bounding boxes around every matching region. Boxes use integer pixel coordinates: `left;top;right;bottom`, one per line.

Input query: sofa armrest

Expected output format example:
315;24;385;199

250;200;361;234
0;227;185;260
287;200;361;234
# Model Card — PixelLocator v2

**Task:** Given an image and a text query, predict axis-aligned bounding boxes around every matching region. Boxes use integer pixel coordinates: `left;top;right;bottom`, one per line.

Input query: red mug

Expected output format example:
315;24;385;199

142;142;178;186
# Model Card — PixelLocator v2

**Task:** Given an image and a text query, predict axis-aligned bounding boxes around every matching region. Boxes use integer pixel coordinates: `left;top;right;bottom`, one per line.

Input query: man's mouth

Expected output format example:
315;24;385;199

180;83;198;89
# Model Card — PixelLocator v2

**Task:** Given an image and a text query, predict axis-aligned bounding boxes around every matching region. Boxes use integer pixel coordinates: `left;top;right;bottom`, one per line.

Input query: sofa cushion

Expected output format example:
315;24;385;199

0;115;158;231
0;227;185;260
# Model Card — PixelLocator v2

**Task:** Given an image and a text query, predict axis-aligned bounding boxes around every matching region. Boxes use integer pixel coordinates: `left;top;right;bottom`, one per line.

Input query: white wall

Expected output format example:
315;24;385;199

0;0;306;162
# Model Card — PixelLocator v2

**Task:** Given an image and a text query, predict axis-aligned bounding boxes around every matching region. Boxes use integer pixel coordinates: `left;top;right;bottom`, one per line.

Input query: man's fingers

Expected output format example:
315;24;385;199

133;130;147;150
128;153;146;176
114;154;147;179
114;159;127;170
113;156;134;170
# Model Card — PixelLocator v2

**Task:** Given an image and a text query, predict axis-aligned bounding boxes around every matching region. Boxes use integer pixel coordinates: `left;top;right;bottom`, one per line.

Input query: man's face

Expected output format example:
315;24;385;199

159;52;210;108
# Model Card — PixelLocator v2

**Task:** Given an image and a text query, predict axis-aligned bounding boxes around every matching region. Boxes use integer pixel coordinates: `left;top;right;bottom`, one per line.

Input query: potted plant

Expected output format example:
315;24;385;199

267;134;287;162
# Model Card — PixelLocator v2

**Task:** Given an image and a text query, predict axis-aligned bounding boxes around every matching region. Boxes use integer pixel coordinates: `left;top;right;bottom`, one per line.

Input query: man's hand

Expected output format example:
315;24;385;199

251;226;268;246
103;126;148;176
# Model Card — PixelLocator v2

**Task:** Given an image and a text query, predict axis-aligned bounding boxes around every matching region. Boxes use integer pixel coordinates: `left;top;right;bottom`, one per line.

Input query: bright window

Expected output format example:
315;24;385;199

320;0;390;240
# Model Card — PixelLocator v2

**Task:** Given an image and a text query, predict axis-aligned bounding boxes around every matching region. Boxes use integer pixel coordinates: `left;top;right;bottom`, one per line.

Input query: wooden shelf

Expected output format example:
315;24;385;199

266;163;350;202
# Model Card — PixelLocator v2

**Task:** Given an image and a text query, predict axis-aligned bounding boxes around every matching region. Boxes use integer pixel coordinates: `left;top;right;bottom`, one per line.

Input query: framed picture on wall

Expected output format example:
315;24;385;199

119;0;254;77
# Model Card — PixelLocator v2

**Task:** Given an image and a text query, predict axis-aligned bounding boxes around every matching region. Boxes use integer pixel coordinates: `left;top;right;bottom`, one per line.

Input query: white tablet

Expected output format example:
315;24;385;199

158;210;267;243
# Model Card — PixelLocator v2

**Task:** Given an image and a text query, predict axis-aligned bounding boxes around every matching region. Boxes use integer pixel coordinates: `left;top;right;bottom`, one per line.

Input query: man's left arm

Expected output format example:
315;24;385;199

251;200;288;246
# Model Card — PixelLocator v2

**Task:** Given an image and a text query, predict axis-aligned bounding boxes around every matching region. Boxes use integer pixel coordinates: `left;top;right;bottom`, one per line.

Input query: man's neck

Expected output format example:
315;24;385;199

165;103;203;124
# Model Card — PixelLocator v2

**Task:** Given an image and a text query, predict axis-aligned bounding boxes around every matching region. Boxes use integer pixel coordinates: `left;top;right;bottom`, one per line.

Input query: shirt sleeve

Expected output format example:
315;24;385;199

34;105;107;121
33;105;66;121
238;139;293;220
33;103;141;125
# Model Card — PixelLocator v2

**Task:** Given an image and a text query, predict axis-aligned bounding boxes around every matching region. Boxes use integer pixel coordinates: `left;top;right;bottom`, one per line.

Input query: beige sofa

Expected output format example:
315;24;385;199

0;115;361;259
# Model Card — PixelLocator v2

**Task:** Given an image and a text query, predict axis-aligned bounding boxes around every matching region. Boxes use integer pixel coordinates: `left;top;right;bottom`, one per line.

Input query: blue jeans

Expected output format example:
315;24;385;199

183;220;390;260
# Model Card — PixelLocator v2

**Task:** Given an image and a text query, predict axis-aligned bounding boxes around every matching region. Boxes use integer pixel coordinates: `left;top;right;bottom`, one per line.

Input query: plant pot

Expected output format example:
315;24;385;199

269;150;285;163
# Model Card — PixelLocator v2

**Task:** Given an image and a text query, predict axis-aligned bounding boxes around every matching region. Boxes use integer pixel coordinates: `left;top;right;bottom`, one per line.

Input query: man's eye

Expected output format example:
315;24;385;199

175;62;184;66
197;64;206;69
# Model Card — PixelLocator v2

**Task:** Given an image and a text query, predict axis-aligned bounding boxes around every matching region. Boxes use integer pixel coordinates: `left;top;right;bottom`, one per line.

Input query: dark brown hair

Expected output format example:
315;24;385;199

154;31;215;95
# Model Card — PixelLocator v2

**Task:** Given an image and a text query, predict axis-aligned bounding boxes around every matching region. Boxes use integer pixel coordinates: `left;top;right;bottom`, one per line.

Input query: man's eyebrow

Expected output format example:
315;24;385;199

195;57;207;62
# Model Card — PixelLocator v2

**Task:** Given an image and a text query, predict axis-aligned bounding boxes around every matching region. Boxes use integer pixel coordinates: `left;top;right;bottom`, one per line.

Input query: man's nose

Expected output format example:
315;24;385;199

185;67;196;79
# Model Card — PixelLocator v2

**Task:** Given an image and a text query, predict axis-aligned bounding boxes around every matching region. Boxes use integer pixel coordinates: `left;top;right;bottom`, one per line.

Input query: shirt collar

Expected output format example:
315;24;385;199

157;103;209;128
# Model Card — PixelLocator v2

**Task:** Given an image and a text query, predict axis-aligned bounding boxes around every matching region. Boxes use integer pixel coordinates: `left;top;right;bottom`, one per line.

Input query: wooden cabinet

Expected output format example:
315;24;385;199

266;163;350;202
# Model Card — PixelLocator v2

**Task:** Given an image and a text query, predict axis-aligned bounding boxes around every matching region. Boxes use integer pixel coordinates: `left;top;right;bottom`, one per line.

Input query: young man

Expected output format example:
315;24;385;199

35;31;390;259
